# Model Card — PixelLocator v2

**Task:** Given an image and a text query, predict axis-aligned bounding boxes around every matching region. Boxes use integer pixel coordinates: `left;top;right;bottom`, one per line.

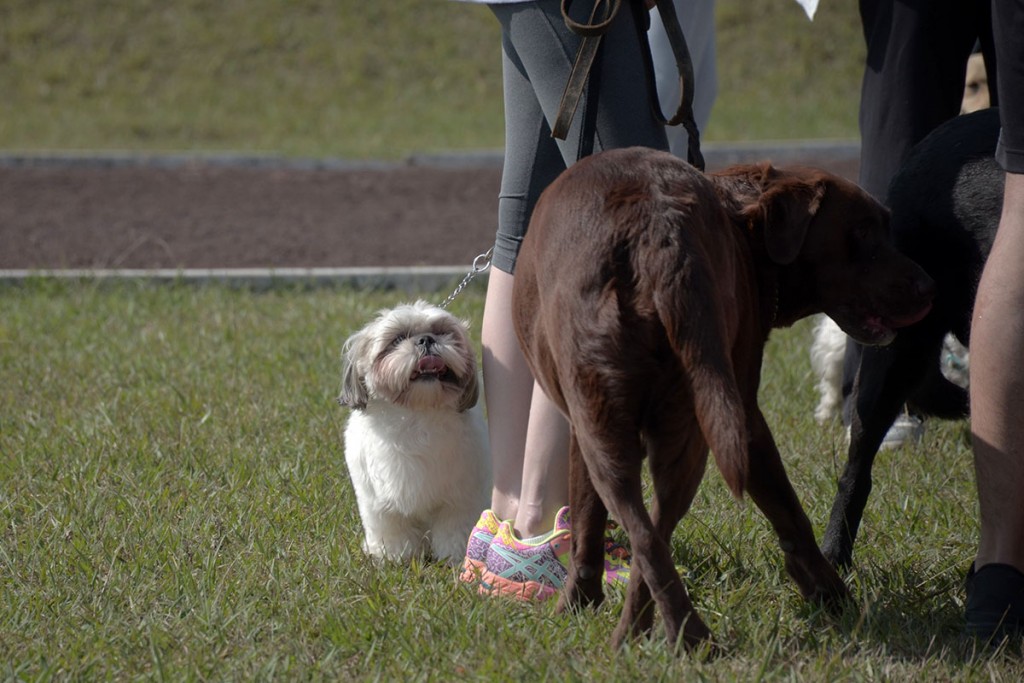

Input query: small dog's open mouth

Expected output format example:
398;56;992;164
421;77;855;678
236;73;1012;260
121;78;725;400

411;355;454;383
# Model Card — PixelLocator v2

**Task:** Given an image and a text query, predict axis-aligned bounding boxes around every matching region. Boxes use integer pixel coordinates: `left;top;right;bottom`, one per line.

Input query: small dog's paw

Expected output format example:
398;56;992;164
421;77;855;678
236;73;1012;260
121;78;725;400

362;531;428;564
430;536;470;567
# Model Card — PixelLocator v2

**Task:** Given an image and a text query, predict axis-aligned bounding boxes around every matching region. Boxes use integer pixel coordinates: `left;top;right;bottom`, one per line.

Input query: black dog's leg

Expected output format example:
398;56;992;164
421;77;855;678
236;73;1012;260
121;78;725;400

821;336;936;568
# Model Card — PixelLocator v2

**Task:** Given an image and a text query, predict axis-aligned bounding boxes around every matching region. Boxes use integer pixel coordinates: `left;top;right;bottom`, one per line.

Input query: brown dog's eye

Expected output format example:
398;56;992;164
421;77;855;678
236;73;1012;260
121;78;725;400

854;221;878;245
848;223;880;261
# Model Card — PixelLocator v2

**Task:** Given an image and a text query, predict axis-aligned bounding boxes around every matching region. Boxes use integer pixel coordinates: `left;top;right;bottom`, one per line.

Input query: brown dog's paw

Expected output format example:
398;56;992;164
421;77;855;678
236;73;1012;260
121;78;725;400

677;614;716;654
784;549;853;614
821;539;855;573
613;611;716;655
555;572;604;614
809;575;853;615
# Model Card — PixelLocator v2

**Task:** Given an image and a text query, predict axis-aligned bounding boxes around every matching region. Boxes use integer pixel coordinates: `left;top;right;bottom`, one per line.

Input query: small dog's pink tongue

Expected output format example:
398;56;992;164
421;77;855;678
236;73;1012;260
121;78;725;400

418;356;446;373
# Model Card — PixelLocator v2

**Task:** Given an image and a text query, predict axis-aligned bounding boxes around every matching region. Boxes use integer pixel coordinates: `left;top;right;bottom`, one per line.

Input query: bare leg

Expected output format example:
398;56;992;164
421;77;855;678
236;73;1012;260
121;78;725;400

481;268;531;523
481;268;570;537
516;384;570;537
970;171;1024;572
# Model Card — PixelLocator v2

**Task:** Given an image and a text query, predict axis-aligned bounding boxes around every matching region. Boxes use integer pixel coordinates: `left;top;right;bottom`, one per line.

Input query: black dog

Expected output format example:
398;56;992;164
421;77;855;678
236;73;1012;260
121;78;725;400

821;107;1004;568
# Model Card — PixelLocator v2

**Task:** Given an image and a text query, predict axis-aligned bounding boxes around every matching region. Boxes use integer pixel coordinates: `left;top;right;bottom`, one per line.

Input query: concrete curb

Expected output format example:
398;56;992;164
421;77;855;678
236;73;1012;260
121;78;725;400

0;140;860;171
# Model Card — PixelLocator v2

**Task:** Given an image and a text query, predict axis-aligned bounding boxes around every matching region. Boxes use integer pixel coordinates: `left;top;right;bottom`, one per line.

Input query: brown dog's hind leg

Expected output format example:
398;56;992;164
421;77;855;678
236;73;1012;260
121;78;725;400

570;424;711;649
745;410;851;611
610;502;711;650
556;430;608;613
617;416;713;644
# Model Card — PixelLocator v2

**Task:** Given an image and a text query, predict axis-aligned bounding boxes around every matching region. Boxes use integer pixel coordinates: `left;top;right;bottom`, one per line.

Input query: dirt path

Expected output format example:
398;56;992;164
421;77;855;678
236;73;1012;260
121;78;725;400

0;152;857;270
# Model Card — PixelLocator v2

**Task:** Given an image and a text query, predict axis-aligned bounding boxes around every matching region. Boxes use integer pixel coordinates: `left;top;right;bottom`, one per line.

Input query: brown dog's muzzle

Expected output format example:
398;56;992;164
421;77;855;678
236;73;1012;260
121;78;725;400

829;264;936;346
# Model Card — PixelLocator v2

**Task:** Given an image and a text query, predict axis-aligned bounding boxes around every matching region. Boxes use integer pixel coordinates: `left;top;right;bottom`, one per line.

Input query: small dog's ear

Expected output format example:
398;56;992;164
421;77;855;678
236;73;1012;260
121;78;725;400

451;319;480;413
744;168;826;265
457;369;481;413
338;331;369;410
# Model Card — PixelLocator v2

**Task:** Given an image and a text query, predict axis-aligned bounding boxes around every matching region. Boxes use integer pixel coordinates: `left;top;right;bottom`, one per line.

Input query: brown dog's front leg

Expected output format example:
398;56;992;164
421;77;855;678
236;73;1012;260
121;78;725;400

556;431;606;613
745;411;851;611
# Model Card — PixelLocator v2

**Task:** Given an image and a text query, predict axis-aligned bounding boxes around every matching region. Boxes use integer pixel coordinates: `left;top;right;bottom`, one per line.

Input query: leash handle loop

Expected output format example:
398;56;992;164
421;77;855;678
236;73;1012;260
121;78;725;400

647;0;705;170
561;0;622;36
553;0;705;171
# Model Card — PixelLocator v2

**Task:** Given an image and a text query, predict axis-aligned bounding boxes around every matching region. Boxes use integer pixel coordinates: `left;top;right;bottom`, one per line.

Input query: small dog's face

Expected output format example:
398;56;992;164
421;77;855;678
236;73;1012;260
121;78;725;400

339;301;479;413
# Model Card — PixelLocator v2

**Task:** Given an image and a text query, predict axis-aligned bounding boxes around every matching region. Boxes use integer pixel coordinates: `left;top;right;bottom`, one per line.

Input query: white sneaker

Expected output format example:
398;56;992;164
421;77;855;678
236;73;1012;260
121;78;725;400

844;412;925;450
879;413;925;450
940;333;970;389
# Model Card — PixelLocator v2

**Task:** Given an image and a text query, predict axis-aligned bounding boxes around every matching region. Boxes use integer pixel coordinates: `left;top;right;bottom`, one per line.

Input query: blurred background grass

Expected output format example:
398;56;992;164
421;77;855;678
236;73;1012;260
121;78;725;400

0;0;864;160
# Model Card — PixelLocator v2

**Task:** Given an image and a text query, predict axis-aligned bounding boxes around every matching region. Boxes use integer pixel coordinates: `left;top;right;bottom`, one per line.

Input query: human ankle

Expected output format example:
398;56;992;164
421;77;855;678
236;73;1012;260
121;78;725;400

514;503;555;539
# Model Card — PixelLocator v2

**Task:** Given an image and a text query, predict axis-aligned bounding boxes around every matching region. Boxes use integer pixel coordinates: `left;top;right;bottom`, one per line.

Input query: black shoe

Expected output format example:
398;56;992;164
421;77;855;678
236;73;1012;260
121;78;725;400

965;563;1024;644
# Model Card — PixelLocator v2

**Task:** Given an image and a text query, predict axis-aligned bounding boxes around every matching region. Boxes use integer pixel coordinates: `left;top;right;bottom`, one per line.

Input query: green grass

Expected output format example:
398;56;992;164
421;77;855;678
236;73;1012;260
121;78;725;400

0;0;1000;677
3;280;1023;680
713;0;863;142
0;0;863;160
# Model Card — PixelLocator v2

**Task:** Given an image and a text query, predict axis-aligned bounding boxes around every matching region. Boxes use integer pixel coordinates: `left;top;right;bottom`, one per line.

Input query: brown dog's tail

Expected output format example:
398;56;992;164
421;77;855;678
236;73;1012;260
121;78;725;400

648;227;749;499
675;334;749;500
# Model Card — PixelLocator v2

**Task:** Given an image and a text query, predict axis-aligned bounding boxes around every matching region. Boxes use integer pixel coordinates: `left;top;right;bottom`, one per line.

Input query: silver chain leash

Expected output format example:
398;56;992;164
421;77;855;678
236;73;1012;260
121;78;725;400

440;247;493;309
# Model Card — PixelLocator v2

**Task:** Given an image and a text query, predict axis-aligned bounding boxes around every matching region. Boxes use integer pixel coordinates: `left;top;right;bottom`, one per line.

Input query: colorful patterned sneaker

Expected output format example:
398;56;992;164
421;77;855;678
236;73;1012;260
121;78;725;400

459;509;501;584
602;537;631;587
478;506;631;600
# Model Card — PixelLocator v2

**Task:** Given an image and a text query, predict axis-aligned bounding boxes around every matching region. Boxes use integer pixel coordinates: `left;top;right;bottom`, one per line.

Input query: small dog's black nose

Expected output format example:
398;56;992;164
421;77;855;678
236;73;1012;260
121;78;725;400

416;335;435;349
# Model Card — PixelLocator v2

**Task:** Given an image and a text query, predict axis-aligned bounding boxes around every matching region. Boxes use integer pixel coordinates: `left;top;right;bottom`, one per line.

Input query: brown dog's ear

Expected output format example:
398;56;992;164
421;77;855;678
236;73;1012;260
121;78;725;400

746;170;826;265
338;331;369;410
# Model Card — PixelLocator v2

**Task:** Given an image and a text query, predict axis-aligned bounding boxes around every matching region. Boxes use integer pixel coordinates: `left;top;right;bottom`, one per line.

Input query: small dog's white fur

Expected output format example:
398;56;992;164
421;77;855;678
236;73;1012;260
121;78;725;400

810;315;849;424
809;314;970;424
339;300;490;565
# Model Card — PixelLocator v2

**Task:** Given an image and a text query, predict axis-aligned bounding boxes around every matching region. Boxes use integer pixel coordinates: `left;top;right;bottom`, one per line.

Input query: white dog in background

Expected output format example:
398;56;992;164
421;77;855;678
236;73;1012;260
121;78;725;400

339;300;490;565
809;314;969;426
809;315;850;425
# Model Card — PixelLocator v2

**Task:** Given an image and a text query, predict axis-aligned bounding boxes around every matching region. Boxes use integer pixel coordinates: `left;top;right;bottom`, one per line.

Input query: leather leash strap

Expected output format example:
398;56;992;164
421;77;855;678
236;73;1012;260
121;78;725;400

636;0;705;170
552;0;705;172
551;0;620;146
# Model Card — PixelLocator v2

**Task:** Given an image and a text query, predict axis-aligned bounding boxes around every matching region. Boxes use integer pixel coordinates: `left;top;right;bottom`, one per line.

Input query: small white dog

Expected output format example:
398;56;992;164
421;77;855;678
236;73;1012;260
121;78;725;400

339;300;490;565
809;314;970;425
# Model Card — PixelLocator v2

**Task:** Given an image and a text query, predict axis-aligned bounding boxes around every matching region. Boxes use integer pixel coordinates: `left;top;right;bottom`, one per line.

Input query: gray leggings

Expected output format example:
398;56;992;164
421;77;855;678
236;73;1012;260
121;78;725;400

490;0;669;274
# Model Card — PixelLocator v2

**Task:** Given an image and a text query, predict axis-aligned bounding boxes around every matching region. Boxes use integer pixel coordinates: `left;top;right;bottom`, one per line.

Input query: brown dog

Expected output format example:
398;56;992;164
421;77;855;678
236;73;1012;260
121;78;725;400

512;147;935;650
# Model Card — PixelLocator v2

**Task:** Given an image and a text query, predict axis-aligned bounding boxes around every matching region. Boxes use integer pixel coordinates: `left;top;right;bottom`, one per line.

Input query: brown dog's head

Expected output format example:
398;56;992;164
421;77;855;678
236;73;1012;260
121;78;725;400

736;165;935;346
